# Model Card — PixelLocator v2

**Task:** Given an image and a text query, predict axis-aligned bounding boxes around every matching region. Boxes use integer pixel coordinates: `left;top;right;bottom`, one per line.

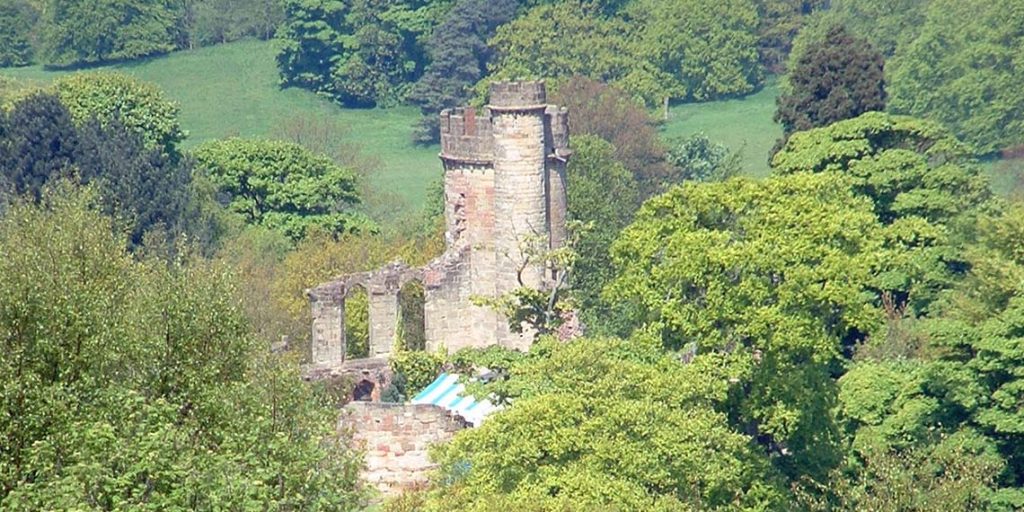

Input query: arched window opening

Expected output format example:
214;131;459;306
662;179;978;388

345;284;369;358
398;280;426;351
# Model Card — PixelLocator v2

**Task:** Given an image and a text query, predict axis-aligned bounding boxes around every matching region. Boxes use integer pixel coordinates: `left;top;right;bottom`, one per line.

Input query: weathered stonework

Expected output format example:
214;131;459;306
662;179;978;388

341;402;469;496
308;81;570;362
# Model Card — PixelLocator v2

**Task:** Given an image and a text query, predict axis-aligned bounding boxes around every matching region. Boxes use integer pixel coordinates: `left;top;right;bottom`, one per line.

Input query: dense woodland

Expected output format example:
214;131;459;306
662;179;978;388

2;0;1024;510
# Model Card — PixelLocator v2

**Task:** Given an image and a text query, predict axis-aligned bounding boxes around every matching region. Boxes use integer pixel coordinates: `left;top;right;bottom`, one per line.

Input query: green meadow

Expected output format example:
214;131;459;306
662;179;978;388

6;40;1020;212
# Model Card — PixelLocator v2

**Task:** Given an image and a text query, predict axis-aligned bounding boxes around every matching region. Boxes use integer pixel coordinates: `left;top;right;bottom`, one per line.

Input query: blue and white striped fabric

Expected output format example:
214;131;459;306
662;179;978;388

411;372;500;426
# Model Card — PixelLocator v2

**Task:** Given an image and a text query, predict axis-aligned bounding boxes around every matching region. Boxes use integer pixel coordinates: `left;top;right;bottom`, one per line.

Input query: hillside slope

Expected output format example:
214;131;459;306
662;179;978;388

0;40;441;213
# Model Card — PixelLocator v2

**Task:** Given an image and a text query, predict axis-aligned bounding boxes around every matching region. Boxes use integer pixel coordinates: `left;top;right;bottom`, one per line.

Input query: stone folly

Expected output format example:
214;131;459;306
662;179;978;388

305;81;570;499
307;81;570;364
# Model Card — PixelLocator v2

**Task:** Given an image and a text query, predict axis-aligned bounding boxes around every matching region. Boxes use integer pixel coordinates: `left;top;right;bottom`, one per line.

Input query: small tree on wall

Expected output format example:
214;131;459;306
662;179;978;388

774;24;886;153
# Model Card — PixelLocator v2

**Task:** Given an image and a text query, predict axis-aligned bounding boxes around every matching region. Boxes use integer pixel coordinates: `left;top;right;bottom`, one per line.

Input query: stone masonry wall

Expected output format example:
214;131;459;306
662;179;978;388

309;81;569;363
341;402;468;497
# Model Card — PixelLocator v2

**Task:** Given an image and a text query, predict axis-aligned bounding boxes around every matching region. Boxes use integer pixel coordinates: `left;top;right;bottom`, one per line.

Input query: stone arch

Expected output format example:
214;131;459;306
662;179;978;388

398;278;426;351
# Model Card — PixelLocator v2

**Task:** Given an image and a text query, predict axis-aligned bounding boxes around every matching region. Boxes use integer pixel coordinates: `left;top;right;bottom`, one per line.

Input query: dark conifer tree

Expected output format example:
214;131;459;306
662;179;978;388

773;24;886;152
0;92;79;201
408;0;519;144
74;117;195;248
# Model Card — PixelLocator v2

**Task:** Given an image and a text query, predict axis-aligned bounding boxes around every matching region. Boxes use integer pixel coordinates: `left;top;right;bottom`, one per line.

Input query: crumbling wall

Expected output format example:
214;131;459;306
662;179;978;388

342;402;468;497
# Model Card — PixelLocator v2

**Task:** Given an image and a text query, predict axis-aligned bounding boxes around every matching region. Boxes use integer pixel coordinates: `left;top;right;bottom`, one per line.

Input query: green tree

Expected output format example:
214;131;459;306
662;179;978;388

39;0;181;66
408;0;518;143
627;0;763;101
887;0;1024;154
0;0;38;67
564;135;639;330
824;0;931;57
425;336;789;510
606;173;885;478
193;138;373;240
753;0;826;73
483;2;641;101
188;0;285;46
775;25;886;143
276;0;448;107
0;187;366;508
53;72;185;156
771;113;992;313
772;112;990;227
665;132;741;183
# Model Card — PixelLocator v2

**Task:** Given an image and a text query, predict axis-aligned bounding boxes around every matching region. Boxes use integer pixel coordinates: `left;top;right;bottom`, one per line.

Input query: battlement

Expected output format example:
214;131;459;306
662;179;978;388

489;81;547;110
440;107;494;165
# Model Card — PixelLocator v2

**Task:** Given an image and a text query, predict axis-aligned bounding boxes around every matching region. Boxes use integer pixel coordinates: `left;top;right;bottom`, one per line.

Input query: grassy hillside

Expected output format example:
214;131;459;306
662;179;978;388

0;40;441;215
661;81;781;178
11;42;1013;215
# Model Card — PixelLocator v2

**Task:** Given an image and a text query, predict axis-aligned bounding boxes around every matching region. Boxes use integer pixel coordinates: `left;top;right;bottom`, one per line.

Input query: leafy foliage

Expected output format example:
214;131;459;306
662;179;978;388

565;135;639;330
0;0;38;67
194;137;372;240
53;72;186;156
185;0;285;46
422;337;788;510
626;0;763;102
549;76;671;196
775;24;886;142
822;0;931;57
606;173;885;477
753;0;826;73
887;0;1024;154
39;0;181;66
0;188;365;509
74;116;195;248
665;132;741;183
483;2;640;101
772;112;990;227
276;0;449;107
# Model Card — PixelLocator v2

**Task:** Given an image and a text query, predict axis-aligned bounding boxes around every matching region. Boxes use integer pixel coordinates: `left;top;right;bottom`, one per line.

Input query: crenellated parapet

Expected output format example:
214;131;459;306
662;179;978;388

439;107;494;166
488;81;548;111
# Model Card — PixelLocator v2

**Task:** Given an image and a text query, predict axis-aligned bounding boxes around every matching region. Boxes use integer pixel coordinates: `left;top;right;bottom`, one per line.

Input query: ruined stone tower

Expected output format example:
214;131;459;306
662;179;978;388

308;81;569;364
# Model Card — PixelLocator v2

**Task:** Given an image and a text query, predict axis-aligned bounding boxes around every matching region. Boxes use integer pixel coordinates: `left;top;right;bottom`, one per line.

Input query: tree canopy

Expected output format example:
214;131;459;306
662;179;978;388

606;173;883;478
425;337;789;510
0;188;365;509
53;72;186;156
39;0;181;66
194;138;372;240
771;112;990;227
626;0;763;102
276;0;450;107
887;0;1024;154
408;0;517;143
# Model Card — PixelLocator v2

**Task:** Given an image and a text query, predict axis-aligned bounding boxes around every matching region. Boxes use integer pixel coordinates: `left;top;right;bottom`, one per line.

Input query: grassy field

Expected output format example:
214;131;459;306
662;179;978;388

0;40;441;214
662;80;782;178
7;41;1018;219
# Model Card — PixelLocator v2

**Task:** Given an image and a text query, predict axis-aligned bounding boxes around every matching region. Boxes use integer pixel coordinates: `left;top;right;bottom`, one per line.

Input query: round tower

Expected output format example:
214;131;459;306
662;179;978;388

489;81;550;294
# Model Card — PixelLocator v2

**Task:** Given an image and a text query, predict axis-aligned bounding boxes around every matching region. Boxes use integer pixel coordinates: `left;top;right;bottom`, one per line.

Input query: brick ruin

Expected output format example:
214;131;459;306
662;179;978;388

340;402;469;496
308;81;570;364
